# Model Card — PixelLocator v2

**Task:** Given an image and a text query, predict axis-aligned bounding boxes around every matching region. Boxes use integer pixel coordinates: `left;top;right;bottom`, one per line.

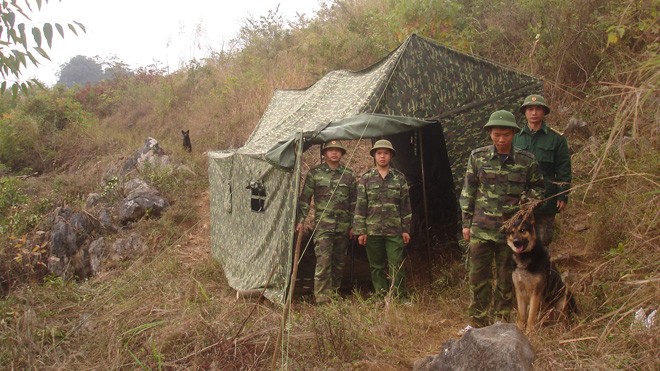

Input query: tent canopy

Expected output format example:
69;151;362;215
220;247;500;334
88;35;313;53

266;113;435;168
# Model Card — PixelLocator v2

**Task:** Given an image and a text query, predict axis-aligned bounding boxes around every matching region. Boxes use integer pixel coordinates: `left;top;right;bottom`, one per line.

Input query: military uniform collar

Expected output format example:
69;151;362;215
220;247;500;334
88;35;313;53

321;162;343;172
522;121;549;135
487;145;515;164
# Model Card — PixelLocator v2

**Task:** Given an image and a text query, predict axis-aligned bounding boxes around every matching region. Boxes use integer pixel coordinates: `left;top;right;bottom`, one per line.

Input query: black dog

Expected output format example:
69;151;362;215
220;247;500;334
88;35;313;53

505;214;577;332
182;130;192;152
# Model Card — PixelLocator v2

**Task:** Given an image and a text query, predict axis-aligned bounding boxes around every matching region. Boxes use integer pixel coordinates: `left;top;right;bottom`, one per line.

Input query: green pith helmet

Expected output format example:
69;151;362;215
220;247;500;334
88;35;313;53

321;139;347;154
370;139;396;157
519;94;551;115
483;110;520;132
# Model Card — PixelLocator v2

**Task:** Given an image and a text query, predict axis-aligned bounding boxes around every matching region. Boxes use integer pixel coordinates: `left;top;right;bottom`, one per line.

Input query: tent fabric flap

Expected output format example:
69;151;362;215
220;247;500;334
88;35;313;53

266;113;435;168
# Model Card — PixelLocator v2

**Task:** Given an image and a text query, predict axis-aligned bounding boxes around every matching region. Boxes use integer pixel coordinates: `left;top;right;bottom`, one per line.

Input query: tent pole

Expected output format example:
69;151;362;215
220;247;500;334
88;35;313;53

418;129;433;283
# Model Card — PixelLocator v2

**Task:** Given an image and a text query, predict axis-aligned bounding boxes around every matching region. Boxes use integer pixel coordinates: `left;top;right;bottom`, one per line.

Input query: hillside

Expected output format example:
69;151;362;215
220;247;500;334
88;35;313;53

1;0;658;369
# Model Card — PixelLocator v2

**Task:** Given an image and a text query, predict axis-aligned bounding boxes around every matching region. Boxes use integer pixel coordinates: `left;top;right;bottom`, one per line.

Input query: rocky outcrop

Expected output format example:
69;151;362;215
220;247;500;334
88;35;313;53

413;323;535;371
117;178;169;224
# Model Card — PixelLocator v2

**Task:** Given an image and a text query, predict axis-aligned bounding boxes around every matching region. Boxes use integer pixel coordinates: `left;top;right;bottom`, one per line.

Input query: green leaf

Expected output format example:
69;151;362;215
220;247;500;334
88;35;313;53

55;23;64;38
11;83;18;97
31;27;42;48
73;21;86;33
34;47;50;60
36;0;43;10
0;81;6;95
26;50;39;66
17;23;26;46
0;25;4;40
20;82;28;95
43;23;53;48
67;23;78;36
7;11;15;28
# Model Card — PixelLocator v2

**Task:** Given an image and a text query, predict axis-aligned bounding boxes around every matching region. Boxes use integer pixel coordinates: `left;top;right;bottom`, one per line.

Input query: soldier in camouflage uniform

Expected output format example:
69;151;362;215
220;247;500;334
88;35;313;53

514;94;572;248
297;140;357;304
353;139;412;301
459;110;544;327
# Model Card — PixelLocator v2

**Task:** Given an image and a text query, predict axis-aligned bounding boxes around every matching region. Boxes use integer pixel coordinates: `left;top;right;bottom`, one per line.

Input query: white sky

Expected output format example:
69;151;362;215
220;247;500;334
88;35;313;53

20;0;321;86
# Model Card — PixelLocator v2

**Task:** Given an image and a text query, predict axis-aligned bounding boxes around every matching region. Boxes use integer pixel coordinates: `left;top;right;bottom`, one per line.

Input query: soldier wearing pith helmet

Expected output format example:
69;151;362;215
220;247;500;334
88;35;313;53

353;139;412;303
297;139;356;304
514;94;572;249
459;110;544;327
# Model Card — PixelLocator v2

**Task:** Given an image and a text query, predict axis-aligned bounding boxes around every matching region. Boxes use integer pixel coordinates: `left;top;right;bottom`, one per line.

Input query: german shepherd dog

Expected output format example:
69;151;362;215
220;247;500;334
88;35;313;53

505;214;577;332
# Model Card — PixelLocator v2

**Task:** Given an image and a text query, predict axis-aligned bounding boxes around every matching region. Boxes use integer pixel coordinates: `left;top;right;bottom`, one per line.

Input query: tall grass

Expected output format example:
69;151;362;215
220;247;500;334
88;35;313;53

0;0;658;369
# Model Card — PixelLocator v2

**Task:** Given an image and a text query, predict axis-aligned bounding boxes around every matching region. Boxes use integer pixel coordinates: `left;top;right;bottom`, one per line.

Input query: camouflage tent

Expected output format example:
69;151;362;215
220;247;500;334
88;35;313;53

208;34;542;302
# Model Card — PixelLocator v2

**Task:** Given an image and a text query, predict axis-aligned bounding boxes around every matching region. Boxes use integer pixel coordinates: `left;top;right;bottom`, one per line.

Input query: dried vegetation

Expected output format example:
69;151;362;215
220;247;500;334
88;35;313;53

1;0;658;369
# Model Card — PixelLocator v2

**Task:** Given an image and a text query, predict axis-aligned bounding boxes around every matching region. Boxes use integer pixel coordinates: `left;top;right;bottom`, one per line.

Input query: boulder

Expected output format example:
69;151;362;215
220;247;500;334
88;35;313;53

88;238;106;274
110;233;145;260
48;207;98;279
120;137;171;176
118;178;169;224
413;323;535;371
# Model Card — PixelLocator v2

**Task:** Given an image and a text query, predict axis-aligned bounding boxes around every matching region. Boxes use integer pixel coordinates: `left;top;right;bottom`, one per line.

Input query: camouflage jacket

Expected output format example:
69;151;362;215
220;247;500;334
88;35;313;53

459;145;544;243
514;122;571;215
353;167;412;236
297;163;356;233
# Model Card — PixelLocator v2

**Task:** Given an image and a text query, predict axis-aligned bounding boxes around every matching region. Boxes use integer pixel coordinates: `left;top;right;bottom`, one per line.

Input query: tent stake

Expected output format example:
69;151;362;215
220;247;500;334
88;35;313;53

418;129;433;283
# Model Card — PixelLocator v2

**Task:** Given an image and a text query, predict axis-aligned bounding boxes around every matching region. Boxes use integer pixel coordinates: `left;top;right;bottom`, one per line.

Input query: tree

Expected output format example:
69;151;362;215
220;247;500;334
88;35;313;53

57;55;104;87
0;0;85;96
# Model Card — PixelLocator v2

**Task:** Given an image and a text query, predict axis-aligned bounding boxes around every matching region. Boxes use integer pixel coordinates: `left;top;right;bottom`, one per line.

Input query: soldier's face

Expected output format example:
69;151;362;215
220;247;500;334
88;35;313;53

374;149;392;167
524;105;545;126
324;148;343;163
489;127;515;154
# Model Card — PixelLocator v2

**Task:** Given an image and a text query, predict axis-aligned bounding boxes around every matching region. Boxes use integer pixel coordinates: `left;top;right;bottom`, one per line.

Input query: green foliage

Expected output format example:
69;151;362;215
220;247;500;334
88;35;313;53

0;0;86;97
0;87;94;172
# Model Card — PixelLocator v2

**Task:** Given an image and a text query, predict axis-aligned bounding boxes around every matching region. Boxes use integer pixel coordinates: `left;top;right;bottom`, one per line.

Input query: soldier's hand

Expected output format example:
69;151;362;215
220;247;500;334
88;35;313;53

358;235;367;246
296;223;303;232
462;228;470;242
402;232;411;245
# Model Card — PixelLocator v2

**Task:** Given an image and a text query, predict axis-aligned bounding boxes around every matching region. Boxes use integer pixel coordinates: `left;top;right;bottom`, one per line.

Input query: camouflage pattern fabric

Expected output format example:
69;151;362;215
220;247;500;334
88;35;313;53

514;122;572;215
468;240;514;326
297;162;356;302
313;231;349;303
459;145;544;243
297;163;357;233
353;168;412;236
208;34;543;303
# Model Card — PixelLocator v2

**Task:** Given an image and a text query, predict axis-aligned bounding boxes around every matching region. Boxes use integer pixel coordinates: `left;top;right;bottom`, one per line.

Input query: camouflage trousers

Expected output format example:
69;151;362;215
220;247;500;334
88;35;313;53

364;235;408;299
313;230;349;303
534;213;555;250
468;240;514;327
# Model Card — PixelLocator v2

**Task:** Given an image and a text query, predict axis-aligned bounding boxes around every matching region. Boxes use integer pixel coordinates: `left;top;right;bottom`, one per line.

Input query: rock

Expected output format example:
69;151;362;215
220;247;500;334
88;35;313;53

86;193;102;208
48;207;98;279
98;208;116;232
564;117;591;140
118;178;169;224
110;233;145;260
413;323;535;371
88;238;106;274
120;137;171;176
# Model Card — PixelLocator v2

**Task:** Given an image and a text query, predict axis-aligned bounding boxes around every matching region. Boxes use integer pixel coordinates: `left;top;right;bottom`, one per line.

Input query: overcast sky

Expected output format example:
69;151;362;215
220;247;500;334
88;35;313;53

21;0;321;85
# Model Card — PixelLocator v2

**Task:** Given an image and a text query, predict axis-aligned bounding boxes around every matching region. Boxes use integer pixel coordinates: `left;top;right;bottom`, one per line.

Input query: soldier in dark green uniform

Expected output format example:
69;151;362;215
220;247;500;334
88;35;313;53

514;94;572;248
297;140;357;304
460;110;544;327
353;139;412;301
